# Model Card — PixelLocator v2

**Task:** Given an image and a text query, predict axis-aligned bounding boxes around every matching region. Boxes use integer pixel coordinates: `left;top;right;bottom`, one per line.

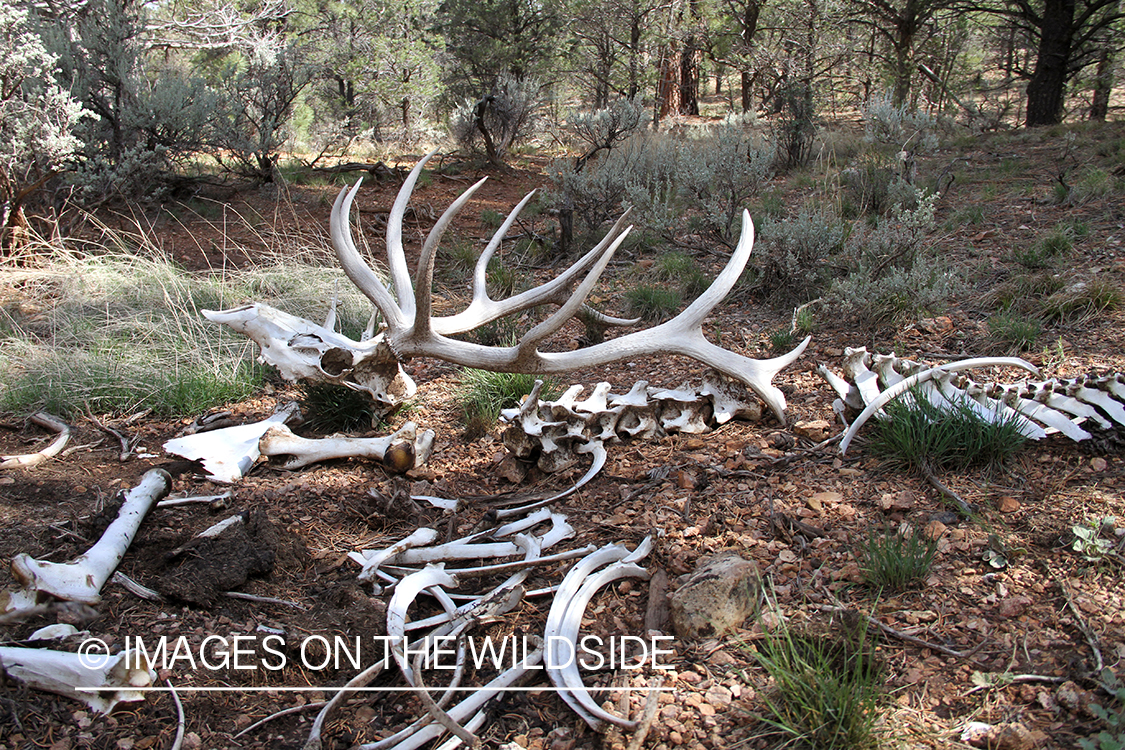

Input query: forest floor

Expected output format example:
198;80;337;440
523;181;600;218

1;117;1124;750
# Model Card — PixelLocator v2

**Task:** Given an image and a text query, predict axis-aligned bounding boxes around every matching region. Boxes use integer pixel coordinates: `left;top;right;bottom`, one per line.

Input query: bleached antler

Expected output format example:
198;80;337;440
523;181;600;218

331;150;808;421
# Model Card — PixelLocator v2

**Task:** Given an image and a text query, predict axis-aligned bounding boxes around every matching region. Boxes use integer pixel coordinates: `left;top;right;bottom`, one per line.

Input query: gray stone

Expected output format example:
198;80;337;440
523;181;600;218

669;553;760;640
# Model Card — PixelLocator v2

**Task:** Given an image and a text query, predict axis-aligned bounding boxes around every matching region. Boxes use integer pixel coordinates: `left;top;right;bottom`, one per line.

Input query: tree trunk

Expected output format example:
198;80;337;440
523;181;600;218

741;70;753;112
1089;28;1116;120
1025;0;1076;126
657;48;681;120
680;38;700;115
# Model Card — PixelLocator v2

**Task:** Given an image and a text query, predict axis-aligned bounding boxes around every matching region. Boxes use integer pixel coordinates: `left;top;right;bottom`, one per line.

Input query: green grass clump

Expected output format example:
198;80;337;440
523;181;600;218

1041;274;1123;321
624;285;681;322
652;251;710;297
988;310;1042;353
299;382;382;432
857;526;938;591
753;611;885;749
455;369;558;438
867;388;1028;473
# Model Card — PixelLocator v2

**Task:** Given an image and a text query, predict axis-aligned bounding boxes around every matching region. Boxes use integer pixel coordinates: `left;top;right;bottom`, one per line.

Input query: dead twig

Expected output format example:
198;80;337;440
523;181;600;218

922;465;973;515
625;677;664;750
821;589;989;664
1049;566;1107;683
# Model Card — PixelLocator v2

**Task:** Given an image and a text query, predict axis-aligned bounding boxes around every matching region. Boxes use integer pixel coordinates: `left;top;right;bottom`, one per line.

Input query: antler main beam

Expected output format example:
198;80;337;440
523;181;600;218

330;150;808;422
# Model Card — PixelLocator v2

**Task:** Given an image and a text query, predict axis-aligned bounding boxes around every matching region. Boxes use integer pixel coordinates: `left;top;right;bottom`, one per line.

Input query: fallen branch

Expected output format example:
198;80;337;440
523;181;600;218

820;594;988;664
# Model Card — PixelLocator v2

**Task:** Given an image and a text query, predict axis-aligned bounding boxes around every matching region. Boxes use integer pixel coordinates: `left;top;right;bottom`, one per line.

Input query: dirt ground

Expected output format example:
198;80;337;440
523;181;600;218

1;121;1124;750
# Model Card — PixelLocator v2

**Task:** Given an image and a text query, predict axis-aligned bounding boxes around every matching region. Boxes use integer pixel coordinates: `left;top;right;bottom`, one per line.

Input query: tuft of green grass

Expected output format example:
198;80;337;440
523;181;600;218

857;525;938;591
624;285;682;322
480;208;507;229
867;388;1029;473
1041;274;1123;321
988;310;1042;353
455;369;559;439
299;382;382;432
652;251;711;298
990;271;1067;311
752;608;885;750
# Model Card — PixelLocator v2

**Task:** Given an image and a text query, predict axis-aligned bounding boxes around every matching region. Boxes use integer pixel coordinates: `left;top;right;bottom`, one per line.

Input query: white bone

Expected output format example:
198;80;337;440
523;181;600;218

162;403;299;483
699;371;761;424
355;643;544;750
1;412;71;469
329;151;806;423
9;469;171;608
839;357;1040;454
0;647;156;713
843;347;881;406
554;561;651;729
258;421;435;470
818;364;864;411
201;304;417;409
933;372;1047;440
351;528;441;583
386;564;458;686
981;382;1092;441
1071;377;1125;426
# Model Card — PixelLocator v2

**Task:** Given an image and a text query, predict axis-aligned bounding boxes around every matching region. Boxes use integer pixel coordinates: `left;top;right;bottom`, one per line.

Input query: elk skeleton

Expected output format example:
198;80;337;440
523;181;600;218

205;150;808;422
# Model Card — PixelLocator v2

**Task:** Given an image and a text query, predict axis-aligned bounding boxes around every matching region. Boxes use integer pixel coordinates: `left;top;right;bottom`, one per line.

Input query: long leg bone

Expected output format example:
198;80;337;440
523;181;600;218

8;469;172;608
259;421;436;471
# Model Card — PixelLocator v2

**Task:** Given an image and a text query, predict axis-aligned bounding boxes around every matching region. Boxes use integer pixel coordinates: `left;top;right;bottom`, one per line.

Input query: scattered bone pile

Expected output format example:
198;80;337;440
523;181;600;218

320;506;653;748
501;372;763;474
819;347;1125;454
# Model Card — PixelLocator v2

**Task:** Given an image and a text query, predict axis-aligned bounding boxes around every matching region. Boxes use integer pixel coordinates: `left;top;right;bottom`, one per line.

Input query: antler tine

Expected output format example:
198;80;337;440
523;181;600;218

472;190;539;308
413;176;490;337
388;149;443;319
330;179;406;330
432;209;635;335
516;226;632;357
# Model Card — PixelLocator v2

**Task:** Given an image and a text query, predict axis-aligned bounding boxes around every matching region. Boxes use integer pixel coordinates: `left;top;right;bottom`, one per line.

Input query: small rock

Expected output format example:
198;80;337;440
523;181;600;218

998;596;1032;618
495;455;529;483
793;420;831;442
807;491;841;513
234;715;253;731
961;722;1033;750
1091;457;1108;472
1056;681;1094;715
997;495;1020;513
878;491;915;511
918;316;954;334
181;734;202;750
924;520;947;540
